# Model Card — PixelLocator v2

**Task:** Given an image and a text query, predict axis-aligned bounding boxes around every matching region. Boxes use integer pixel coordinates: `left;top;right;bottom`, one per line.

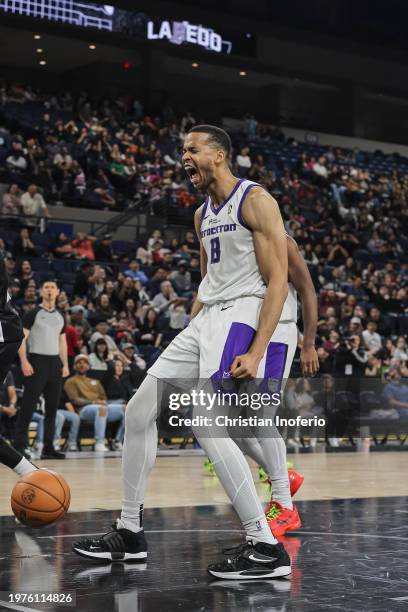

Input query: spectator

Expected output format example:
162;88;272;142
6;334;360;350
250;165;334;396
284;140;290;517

394;337;408;362
94;234;117;262
383;366;408;418
170;261;192;297
121;342;146;388
89;317;120;354
361;321;382;355
152;280;178;318
6;149;27;172
52;232;74;259
21;184;50;227
236;146;251;177
64;312;80;371
95;293;116;320
64;354;125;452
89;337;113;371
2;184;22;219
136;308;162;348
54;390;80;452
71;232;96;260
73;262;97;297
13;227;37;258
124;259;148;285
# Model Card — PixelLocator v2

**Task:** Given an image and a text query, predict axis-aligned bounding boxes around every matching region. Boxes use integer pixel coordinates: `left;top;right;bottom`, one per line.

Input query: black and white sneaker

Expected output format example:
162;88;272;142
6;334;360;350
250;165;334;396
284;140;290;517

207;539;291;580
72;521;147;562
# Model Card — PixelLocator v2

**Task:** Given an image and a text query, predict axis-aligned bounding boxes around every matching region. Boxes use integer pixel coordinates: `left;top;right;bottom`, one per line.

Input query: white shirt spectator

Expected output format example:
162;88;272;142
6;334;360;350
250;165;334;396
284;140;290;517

236;152;252;169
6;154;27;171
54;152;73;166
21;191;47;218
362;329;382;352
312;159;328;178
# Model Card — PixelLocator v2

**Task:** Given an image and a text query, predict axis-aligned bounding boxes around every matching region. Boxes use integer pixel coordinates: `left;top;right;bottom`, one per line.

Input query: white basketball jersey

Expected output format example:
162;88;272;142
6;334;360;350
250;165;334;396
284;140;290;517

197;179;298;323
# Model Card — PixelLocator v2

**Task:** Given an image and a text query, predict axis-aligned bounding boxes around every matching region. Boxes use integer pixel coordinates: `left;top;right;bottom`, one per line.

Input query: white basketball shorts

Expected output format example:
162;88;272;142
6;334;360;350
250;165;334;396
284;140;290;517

148;295;297;385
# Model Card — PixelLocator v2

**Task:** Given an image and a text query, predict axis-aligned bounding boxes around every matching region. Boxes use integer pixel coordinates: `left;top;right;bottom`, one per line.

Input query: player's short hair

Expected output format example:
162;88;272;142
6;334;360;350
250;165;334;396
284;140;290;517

188;124;232;158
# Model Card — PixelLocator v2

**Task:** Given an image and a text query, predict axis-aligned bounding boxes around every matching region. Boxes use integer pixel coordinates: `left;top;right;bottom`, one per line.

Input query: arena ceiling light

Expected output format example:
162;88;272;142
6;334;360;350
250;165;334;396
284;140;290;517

192;62;199;68
239;70;247;76
34;34;41;39
39;60;47;65
89;44;96;49
36;48;43;53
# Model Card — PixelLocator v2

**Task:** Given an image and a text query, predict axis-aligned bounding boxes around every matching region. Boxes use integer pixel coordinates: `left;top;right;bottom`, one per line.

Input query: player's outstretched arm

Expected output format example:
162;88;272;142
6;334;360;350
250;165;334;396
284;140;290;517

287;236;319;377
190;206;207;320
230;188;288;379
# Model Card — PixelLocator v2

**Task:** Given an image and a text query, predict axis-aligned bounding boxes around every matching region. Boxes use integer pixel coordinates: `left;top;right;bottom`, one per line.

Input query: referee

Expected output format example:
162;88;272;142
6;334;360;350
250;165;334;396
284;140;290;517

14;280;69;459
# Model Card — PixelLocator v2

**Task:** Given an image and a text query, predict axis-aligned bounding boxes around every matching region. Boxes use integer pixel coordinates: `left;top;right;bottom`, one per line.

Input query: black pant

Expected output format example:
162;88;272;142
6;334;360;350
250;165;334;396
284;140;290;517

0;341;21;384
14;354;63;450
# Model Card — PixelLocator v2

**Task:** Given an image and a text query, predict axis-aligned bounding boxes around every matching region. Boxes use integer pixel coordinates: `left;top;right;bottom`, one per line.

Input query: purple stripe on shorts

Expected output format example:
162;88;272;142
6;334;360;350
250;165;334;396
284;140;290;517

211;322;255;384
264;342;288;382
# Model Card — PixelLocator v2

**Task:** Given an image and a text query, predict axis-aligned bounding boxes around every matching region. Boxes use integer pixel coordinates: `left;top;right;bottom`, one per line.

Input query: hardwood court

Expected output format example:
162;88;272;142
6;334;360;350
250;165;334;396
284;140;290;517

1;451;407;515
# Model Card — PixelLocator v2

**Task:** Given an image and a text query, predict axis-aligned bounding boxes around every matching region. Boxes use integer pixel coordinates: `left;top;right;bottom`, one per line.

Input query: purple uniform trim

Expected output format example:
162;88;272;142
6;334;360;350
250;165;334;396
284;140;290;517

264;341;288;385
209;178;245;216
237;182;260;230
211;322;255;387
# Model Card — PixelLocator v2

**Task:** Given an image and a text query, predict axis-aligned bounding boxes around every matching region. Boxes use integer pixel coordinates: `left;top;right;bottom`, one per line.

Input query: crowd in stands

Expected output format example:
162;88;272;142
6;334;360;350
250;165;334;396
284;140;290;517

0;82;407;450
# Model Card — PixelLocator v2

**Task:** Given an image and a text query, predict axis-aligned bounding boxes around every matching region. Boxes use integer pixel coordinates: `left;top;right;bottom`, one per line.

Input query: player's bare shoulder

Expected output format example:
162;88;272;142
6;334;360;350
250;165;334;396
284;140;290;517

241;186;281;230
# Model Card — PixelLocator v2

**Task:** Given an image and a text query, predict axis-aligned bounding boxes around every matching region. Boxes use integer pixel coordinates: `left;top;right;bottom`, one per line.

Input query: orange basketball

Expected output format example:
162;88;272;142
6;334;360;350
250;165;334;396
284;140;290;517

11;469;71;528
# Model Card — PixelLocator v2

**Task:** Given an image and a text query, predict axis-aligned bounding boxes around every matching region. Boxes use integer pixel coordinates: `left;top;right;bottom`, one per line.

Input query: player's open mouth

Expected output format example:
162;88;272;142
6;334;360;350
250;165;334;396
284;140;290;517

184;165;200;185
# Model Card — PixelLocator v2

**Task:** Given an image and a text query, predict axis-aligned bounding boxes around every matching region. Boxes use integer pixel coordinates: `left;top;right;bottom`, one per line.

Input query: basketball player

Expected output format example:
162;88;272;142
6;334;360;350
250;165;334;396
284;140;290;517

73;125;295;580
0;255;38;476
233;234;319;536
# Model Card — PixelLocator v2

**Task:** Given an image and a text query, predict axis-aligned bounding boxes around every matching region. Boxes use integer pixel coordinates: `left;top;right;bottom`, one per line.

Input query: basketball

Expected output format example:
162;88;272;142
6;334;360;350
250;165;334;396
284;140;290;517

11;469;70;528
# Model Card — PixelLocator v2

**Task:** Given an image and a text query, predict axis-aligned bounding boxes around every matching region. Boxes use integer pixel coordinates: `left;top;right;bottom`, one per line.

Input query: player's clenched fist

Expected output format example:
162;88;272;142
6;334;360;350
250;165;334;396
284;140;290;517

230;352;261;380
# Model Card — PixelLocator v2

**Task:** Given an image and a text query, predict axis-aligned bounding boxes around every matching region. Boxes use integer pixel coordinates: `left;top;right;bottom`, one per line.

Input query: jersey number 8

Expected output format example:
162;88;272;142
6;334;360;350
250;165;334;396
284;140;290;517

210;237;221;264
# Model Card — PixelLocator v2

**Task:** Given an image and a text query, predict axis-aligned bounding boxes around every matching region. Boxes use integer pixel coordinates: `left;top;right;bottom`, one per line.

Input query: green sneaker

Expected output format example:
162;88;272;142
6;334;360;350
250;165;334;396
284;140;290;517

258;467;269;482
204;459;216;476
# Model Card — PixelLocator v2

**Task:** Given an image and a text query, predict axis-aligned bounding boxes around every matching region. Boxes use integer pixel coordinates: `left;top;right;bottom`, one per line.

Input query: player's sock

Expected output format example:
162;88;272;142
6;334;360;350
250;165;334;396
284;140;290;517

13;457;38;477
120;375;159;534
243;514;276;544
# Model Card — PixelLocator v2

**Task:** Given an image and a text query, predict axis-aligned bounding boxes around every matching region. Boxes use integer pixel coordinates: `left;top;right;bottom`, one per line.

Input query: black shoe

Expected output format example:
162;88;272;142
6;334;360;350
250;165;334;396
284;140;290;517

72;521;147;562
207;539;291;580
40;447;66;460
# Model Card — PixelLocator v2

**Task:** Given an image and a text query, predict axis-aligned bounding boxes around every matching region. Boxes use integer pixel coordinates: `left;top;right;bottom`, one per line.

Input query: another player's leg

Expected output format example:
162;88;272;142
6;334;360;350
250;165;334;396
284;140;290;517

252;325;302;536
234;437;304;497
0;435;37;476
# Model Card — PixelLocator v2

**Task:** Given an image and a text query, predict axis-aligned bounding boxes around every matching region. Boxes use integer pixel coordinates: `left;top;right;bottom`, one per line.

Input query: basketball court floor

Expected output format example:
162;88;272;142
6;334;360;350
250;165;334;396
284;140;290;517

1;451;408;611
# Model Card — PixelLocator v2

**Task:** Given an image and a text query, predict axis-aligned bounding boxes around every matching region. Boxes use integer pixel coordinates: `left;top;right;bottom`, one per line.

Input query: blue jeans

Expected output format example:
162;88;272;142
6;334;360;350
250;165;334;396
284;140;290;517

79;402;125;444
107;401;126;442
54;409;80;445
31;412;44;444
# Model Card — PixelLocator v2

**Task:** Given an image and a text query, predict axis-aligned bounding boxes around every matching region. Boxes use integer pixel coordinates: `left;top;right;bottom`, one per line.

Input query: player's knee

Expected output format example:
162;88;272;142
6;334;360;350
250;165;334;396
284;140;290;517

125;399;154;433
